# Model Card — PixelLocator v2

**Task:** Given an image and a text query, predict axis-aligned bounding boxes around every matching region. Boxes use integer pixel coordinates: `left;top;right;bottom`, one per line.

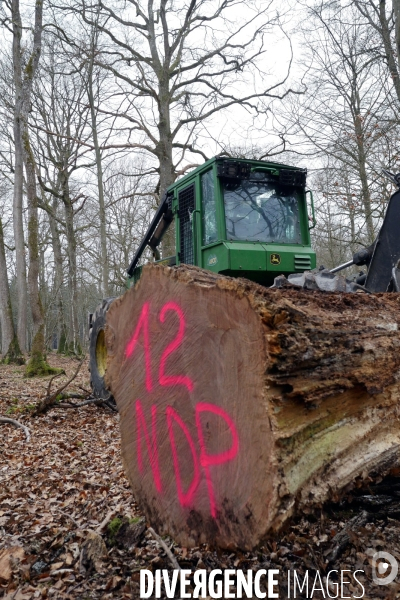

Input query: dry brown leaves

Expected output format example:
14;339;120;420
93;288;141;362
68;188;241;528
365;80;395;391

0;355;137;599
1;354;400;599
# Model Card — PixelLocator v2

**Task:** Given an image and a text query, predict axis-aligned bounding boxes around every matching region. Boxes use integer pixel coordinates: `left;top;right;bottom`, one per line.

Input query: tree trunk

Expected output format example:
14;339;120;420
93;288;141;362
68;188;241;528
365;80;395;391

379;0;400;104
353;108;375;244
48;197;66;352
11;0;28;353
87;56;109;297
105;264;400;550
62;183;80;354
0;218;16;356
395;0;400;74
157;77;176;258
23;127;45;346
11;0;53;376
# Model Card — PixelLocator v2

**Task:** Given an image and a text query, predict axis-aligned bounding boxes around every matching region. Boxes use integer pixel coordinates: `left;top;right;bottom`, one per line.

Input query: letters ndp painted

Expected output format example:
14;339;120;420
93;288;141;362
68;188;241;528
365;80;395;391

124;300;239;519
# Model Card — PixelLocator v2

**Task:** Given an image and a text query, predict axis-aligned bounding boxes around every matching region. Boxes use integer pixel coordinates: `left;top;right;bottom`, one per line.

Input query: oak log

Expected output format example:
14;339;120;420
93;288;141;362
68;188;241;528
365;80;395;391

105;264;400;550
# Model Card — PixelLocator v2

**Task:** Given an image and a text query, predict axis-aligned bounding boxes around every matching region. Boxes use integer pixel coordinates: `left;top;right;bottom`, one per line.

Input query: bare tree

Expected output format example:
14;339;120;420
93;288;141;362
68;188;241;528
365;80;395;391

33;53;92;354
354;0;400;106
11;0;61;375
10;0;29;354
58;0;298;202
283;2;397;247
85;10;110;297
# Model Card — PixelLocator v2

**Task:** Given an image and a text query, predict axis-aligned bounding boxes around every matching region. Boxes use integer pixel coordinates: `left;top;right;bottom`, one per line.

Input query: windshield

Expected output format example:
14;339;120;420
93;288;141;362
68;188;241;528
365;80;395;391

223;180;302;244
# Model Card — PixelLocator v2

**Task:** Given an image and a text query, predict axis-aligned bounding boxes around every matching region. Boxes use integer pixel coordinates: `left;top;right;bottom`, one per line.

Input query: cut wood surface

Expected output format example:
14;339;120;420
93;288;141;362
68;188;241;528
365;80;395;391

105;264;400;550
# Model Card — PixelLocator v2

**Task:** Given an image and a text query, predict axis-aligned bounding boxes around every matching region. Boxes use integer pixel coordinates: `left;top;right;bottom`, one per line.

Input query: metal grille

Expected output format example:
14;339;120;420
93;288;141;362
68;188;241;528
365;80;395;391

279;169;307;187
294;255;312;271
178;184;195;264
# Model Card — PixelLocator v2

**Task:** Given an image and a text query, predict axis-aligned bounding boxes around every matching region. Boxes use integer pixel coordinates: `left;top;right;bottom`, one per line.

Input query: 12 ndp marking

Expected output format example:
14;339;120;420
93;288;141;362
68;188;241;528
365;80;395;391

125;300;239;517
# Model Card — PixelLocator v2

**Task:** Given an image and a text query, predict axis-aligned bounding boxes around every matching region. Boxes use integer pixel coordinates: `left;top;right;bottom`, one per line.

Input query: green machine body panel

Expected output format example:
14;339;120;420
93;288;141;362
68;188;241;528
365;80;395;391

127;156;316;288
202;242;315;284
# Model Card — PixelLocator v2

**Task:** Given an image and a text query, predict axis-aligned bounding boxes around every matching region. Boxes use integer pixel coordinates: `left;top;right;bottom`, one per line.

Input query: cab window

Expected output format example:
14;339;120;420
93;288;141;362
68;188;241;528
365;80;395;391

201;170;218;245
223;180;301;244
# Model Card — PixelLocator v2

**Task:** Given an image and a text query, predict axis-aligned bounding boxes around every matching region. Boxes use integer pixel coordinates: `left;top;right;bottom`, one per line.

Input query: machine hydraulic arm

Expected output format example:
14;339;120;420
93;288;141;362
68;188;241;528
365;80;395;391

126;193;173;277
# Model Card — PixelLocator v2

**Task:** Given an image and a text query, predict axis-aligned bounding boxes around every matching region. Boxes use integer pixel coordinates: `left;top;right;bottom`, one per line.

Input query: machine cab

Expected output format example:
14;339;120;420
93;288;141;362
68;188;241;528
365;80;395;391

127;157;316;287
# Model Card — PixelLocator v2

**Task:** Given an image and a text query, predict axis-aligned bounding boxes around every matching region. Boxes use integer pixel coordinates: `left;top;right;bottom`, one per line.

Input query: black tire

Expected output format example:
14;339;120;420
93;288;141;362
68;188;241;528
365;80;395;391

89;297;116;402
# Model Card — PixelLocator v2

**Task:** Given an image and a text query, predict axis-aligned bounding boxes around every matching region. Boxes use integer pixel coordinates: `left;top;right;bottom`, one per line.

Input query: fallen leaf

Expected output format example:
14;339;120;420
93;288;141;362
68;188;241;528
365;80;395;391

0;546;25;583
81;531;107;573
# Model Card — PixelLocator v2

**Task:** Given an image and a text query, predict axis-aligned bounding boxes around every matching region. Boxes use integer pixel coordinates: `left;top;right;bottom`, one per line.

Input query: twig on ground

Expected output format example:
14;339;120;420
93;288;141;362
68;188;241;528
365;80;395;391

35;359;85;415
50;396;117;411
57;392;89;400
78;385;93;395
57;509;80;528
148;527;180;570
0;416;31;442
45;371;64;397
67;575;96;593
79;547;85;574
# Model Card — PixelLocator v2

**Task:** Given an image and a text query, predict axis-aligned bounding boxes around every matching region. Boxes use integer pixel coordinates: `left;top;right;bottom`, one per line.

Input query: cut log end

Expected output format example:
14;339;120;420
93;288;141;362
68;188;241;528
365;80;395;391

105;264;400;549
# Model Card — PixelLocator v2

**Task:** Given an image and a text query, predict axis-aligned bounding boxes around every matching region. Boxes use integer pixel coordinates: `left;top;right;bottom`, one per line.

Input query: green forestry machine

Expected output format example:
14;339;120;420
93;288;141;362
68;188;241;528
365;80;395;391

89;156;317;399
89;157;400;399
127;157;316;285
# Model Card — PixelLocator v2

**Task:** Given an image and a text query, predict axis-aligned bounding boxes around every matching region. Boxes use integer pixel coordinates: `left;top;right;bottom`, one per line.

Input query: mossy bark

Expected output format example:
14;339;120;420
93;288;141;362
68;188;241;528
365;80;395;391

26;325;59;377
57;329;67;354
0;216;24;364
12;0;45;373
3;334;24;366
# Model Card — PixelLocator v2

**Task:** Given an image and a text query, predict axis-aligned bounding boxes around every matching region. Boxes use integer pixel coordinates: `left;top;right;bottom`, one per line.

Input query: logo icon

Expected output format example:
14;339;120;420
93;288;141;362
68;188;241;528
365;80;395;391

207;254;218;266
270;253;281;265
372;551;398;585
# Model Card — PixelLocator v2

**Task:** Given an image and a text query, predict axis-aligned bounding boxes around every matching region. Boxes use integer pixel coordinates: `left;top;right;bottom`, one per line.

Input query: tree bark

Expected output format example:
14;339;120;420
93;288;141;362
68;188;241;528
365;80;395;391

156;75;176;258
379;0;400;104
353;109;375;243
86;49;109;297
0;218;15;356
11;0;28;353
105;264;400;550
62;180;80;354
48;197;66;352
15;0;55;376
23;128;45;352
394;0;400;73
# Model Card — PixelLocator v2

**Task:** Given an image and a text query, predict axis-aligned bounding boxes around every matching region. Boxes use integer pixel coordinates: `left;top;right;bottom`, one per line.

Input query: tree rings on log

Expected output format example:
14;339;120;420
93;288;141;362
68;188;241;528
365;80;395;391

105;264;400;550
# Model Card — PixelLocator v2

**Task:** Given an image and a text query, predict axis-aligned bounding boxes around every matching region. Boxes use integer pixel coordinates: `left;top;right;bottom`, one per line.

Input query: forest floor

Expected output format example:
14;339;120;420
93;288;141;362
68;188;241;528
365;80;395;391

1;355;400;600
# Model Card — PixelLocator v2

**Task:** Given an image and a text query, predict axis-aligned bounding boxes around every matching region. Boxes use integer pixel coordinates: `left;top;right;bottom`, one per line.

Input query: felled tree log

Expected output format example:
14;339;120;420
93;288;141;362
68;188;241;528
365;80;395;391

105;264;400;550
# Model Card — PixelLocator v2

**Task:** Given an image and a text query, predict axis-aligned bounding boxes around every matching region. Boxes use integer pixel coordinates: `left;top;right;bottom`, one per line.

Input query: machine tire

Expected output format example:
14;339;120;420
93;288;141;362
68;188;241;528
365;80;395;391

89;297;116;403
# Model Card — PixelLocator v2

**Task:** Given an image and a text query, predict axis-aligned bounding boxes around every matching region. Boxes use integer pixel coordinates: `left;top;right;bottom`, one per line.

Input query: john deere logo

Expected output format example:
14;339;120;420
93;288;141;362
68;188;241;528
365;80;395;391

270;253;281;265
208;254;218;266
